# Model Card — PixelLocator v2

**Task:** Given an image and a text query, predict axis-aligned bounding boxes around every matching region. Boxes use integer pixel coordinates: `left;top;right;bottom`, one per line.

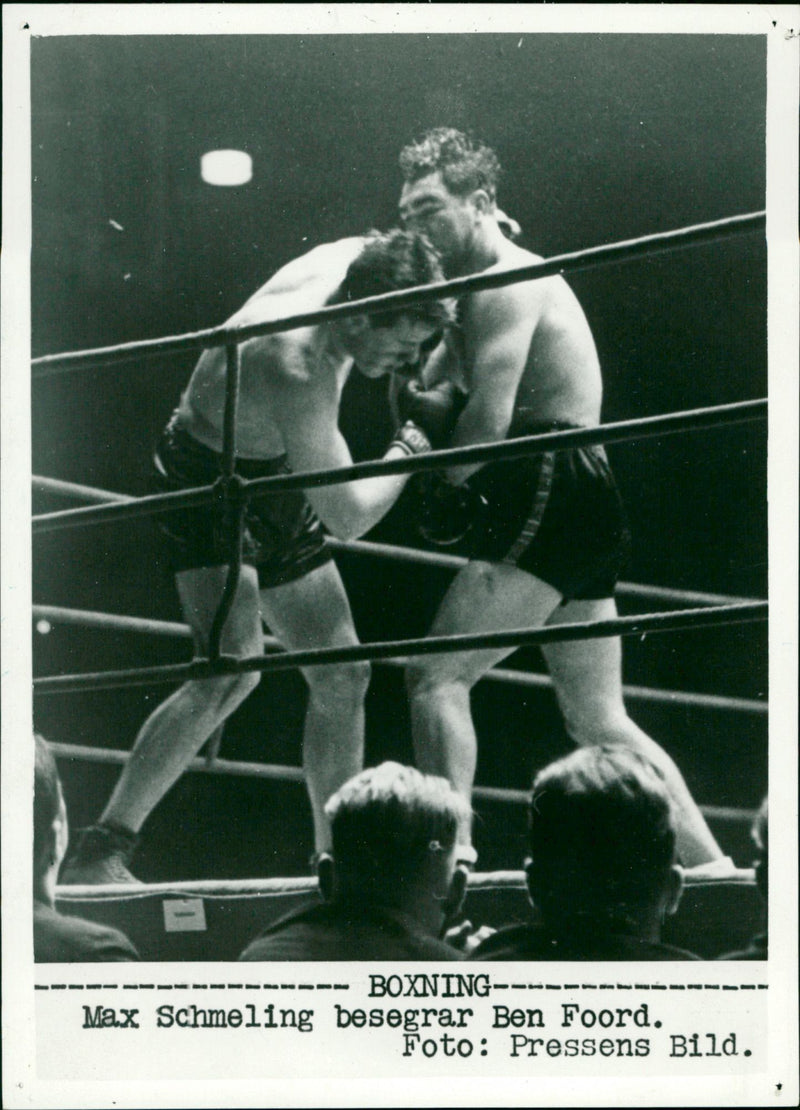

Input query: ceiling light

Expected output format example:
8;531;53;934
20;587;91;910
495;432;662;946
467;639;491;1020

200;149;252;187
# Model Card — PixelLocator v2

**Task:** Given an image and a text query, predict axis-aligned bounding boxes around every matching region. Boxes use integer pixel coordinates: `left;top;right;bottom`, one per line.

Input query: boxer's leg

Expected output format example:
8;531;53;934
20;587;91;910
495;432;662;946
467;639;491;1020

541;596;725;867
62;565;264;883
259;560;371;854
406;560;562;852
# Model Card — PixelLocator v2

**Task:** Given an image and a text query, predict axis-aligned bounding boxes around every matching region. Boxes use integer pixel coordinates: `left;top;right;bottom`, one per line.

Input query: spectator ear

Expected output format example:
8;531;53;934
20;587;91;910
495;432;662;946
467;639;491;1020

35;834;53;876
442;863;468;921
54;790;69;865
316;854;335;903
663;864;684;918
39;809;67;875
524;858;539;909
754;856;768;901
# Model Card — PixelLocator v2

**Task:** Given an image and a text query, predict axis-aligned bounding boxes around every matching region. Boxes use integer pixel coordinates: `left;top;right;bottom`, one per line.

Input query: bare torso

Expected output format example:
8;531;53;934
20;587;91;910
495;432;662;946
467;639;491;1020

177;238;365;459
451;238;603;430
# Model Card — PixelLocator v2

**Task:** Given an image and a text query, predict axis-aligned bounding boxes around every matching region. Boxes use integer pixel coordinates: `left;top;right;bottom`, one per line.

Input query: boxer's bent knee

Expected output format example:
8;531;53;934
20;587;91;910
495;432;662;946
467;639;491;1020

306;659;371;705
189;668;261;716
406;663;472;704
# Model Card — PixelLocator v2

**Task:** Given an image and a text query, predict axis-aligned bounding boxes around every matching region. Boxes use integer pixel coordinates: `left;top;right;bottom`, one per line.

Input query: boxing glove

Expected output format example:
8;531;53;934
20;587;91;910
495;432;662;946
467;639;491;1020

396;378;466;448
416;471;488;546
389;420;432;457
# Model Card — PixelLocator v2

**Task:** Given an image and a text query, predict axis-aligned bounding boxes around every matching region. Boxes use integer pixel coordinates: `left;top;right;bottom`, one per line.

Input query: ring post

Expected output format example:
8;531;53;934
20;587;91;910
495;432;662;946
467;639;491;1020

205;342;246;764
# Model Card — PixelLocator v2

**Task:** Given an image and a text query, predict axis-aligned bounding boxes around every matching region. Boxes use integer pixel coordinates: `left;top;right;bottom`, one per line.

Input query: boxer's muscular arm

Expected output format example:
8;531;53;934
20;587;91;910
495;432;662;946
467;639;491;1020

270;366;412;540
387;329;461;425
420;331;461;388
444;286;539;485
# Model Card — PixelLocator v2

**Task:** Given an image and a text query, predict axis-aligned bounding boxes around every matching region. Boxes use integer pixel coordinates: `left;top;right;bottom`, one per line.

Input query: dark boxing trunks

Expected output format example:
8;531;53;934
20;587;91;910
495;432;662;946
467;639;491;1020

152;413;331;589
459;416;631;601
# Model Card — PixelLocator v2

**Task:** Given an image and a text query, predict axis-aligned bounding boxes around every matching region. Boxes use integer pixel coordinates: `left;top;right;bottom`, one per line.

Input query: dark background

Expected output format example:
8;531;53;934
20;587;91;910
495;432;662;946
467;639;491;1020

31;34;767;879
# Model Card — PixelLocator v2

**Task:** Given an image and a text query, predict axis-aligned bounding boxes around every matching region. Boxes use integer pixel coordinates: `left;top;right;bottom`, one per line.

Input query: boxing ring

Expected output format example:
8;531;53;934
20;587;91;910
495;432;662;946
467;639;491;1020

31;212;768;953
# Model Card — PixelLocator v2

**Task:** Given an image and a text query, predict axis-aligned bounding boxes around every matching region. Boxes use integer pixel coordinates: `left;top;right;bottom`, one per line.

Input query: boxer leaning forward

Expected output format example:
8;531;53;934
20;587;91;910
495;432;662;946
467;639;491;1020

63;229;457;884
396;128;732;872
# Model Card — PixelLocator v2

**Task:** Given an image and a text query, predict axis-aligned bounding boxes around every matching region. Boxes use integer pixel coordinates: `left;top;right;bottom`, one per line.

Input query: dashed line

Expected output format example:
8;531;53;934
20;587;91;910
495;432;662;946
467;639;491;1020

35;980;765;993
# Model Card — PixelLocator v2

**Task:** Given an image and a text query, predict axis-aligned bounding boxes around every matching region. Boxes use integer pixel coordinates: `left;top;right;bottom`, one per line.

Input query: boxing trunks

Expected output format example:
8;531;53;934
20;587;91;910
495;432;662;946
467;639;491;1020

426;414;631;602
152;412;331;589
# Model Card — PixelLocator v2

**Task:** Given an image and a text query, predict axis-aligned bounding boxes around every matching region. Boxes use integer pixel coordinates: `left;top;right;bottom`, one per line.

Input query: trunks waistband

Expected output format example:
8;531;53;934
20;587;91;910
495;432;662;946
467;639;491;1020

507;414;584;439
163;414;288;479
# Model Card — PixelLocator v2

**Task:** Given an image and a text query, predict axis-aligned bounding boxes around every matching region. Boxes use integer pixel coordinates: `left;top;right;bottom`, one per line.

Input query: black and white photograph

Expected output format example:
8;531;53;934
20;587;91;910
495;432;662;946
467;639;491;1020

2;4;797;1106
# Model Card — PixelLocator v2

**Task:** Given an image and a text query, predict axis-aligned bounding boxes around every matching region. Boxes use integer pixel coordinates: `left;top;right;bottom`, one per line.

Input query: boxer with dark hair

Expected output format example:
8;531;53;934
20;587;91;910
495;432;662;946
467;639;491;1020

63;231;456;884
397;128;728;872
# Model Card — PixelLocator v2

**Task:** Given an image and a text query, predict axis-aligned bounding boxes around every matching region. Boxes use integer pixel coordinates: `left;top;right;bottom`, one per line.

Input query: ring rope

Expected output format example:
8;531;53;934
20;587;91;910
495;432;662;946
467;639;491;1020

32;398;767;536
33;475;134;505
32;475;763;609
326;537;762;608
44;741;762;828
32;211;765;377
32;604;768;716
54;864;756;904
51;873;524;902
34;600;767;695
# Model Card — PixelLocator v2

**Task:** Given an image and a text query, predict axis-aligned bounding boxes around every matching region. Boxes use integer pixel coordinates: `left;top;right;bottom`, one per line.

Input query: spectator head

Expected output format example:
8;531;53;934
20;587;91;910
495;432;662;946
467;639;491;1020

34;733;69;901
322;762;472;930
752;797;768;901
526;746;682;940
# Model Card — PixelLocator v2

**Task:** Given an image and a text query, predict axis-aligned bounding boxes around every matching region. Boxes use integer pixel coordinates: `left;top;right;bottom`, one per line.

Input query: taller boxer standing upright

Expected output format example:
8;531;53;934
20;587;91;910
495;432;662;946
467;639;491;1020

63;230;456;884
397;128;728;869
